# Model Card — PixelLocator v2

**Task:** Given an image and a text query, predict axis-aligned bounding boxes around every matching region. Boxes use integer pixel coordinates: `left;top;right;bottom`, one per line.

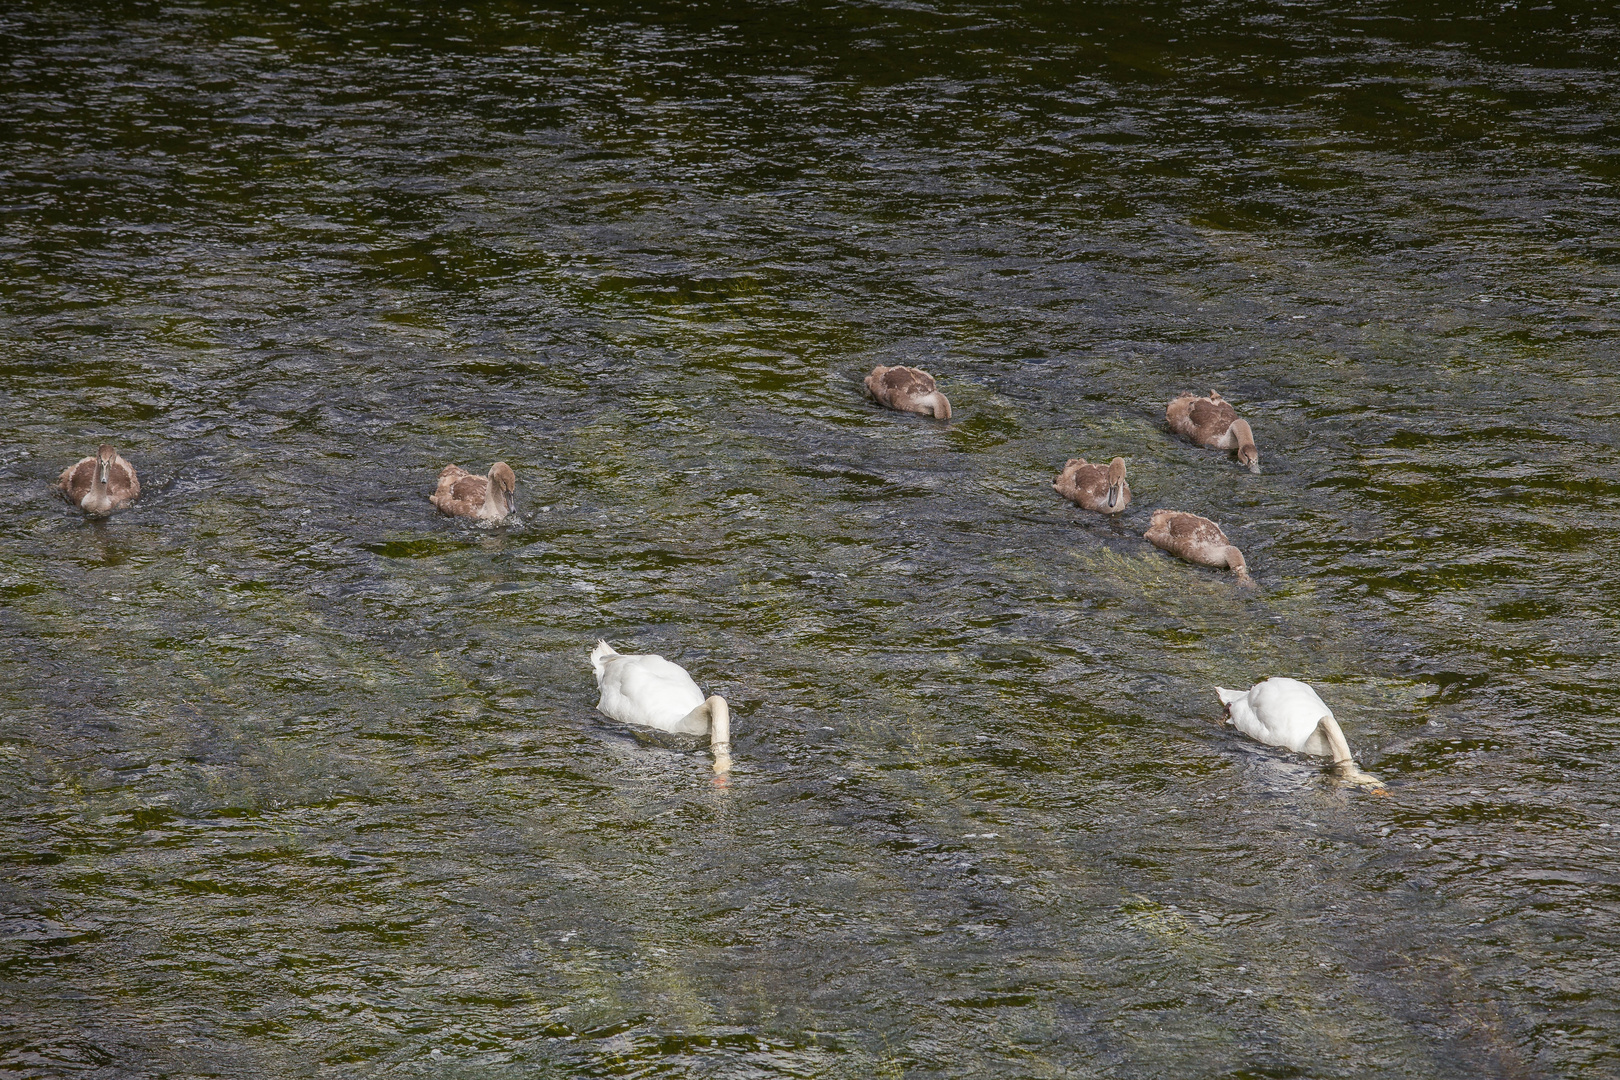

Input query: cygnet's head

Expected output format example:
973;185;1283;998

1230;419;1260;474
1106;457;1128;508
1226;545;1255;586
489;462;516;494
96;443;118;483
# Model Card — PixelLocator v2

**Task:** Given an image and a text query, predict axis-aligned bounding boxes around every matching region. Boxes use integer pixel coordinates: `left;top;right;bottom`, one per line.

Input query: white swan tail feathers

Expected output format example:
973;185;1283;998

590;640;618;682
1214;685;1256;728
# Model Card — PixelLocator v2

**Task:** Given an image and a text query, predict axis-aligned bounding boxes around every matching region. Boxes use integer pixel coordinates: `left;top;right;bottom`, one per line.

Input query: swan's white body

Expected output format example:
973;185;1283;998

1214;678;1382;788
591;641;731;772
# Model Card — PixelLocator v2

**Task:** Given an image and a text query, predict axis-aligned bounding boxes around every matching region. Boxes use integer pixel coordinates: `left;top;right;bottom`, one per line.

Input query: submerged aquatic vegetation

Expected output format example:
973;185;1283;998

1;2;1616;1077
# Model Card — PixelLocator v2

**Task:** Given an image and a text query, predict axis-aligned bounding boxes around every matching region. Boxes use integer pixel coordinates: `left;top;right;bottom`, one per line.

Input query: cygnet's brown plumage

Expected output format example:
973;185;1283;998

1144;510;1252;583
1053;457;1131;514
1166;390;1260;472
57;444;140;516
863;365;951;420
430;462;516;521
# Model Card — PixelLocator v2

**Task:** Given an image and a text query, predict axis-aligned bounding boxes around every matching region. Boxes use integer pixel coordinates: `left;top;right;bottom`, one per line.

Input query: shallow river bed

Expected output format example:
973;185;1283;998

2;2;1618;1077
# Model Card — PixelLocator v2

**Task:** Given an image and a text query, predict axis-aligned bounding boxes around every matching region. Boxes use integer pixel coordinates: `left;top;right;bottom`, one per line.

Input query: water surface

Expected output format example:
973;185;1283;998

3;2;1619;1076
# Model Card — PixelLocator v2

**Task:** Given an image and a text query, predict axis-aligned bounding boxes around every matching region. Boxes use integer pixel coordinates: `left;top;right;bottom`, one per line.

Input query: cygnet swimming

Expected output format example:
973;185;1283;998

429;462;515;521
1144;510;1252;583
1166;390;1260;472
1214;677;1384;789
57;444;141;516
591;641;731;774
863;365;951;420
1053;456;1130;514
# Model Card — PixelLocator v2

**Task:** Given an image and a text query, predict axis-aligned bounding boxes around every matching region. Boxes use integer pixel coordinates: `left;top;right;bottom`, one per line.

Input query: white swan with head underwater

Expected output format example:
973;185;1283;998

1214;677;1383;789
591;641;731;774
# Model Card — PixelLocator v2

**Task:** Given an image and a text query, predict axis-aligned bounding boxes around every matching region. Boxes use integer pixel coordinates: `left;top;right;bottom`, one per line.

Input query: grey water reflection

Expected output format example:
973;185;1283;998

2;1;1618;1076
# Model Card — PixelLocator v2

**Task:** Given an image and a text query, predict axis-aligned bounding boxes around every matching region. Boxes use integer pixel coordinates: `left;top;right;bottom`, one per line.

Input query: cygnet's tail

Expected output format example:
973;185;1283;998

590;639;618;682
1214;686;1246;707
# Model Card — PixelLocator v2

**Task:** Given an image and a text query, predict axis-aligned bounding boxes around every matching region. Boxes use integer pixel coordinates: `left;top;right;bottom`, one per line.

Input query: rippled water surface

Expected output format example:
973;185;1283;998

3;1;1619;1076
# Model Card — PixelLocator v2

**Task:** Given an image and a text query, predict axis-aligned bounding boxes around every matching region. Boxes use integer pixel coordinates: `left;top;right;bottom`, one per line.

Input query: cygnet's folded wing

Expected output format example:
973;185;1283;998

59;458;96;502
1187;396;1238;436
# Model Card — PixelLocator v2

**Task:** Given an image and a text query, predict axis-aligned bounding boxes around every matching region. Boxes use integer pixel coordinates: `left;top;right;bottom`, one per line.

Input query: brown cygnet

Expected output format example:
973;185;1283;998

863;365;951;420
58;444;141;516
1166;390;1259;473
1144;510;1252;583
1053;457;1130;514
430;462;516;521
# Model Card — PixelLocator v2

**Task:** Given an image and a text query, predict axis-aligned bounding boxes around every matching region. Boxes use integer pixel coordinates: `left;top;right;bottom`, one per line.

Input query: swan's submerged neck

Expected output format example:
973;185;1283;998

1317;717;1384;789
1317;716;1353;766
708;695;731;774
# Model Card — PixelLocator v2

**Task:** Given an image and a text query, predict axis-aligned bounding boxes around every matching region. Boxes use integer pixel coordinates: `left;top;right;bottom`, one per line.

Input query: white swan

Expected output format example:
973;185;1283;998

591;641;731;774
1214;678;1383;789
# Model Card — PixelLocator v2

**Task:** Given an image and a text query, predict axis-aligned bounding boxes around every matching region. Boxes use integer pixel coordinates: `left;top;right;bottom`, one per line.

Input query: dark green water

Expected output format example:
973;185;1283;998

3;2;1618;1076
